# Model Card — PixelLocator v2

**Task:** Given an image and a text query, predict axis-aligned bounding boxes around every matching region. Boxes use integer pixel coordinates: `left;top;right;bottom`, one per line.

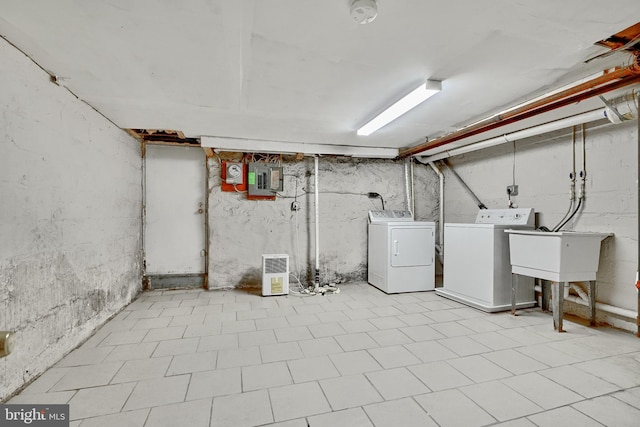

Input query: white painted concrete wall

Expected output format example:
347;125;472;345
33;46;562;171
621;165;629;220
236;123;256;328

440;118;638;326
0;38;143;400
207;156;439;289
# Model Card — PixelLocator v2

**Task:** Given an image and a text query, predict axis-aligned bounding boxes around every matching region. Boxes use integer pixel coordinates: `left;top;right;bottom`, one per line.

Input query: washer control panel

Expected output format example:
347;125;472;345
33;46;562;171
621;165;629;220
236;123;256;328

369;210;413;223
475;208;534;226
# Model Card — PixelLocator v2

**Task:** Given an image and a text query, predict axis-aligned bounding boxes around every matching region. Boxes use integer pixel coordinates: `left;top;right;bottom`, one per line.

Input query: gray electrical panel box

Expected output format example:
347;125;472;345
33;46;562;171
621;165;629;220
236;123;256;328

248;162;284;196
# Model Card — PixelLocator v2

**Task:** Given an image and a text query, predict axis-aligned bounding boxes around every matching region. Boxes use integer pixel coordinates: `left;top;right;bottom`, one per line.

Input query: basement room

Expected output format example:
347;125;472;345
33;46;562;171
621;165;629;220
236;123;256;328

2;1;640;426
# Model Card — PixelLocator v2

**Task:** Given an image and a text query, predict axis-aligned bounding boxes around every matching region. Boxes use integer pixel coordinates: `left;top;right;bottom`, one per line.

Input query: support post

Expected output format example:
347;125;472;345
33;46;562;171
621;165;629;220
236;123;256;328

511;273;518;316
588;280;597;326
551;282;566;332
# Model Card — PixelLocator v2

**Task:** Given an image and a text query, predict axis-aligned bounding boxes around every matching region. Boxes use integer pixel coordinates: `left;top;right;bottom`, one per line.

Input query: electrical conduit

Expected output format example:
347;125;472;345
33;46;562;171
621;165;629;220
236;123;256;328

314;155;320;288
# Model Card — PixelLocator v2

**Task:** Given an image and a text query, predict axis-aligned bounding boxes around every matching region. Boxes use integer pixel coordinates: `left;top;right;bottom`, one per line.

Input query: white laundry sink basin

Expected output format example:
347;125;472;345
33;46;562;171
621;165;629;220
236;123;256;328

505;230;613;282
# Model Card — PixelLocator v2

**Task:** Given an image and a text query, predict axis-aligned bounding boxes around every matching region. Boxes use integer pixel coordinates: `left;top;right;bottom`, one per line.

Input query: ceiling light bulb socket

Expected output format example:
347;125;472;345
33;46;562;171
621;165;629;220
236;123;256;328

350;0;378;24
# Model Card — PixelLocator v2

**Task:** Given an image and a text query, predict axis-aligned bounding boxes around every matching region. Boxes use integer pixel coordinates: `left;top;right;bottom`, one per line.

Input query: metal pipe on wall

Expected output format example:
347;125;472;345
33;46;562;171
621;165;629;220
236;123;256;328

441;161;487;210
403;158;413;218
314;155;320;288
420;109;607;162
427;162;444;258
410;158;416;217
401;57;640;158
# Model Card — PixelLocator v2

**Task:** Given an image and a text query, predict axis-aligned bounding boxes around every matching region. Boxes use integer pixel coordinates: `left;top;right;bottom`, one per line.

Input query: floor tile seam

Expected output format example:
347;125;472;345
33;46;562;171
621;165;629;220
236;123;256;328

552;345;640;366
70;380;138;421
594;386;640;410
17;388;78;406
109;355;169;384
511;344;576;365
477;350;550;376
568;358;638;386
151;336;202;358
519;399;611;426
55;360;127;392
367;328;412;347
269;381;329;422
409;391;481;426
364;366;433;398
364;396;434;425
358;372;384;406
439;358;482;386
264;385;277;425
198;397;214;427
363;346;421;370
357;404;379;427
548;402;608;427
403;363;443;392
58;346;118;368
435;336;491;357
535;366;625;400
464;335;522;353
497;372;584;409
455;383;533;424
317;374;378;413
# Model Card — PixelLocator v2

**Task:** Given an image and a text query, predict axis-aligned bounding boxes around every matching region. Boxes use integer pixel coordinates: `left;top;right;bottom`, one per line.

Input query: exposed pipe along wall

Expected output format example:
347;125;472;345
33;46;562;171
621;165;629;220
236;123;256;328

401;56;640;158
426;162;444;265
425;93;639;331
403;158;414;218
314;155;321;289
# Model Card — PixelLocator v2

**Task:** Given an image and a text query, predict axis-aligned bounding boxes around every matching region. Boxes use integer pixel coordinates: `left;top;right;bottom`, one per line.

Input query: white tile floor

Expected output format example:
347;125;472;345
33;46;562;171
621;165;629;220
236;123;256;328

9;282;640;426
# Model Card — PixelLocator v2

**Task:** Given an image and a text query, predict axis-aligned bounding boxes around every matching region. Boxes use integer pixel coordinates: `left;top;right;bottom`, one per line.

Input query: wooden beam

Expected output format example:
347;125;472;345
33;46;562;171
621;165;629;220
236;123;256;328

125;129;142;140
144;140;200;147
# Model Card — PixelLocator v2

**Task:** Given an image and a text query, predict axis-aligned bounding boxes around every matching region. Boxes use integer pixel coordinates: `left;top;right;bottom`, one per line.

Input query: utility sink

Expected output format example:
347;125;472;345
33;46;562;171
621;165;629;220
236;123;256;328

505;230;613;282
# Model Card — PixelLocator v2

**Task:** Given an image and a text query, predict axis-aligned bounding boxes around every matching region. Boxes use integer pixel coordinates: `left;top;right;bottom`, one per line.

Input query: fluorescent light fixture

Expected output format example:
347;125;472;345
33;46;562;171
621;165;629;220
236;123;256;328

357;80;442;136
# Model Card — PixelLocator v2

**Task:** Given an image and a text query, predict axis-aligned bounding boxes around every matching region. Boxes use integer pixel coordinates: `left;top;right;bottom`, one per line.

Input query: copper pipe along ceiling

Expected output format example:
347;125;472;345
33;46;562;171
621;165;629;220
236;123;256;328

399;55;640;158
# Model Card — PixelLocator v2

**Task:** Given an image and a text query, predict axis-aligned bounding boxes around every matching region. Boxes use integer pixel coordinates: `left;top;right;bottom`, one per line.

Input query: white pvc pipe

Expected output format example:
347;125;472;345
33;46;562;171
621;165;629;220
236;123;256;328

404;158;413;217
314;156;320;284
428;162;444;254
570;283;589;302
410;158;415;216
420;108;608;162
564;295;637;319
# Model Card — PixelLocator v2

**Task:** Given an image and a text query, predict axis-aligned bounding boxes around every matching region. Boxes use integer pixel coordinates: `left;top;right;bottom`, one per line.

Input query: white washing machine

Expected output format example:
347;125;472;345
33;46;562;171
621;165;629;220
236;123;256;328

436;208;536;312
368;210;435;293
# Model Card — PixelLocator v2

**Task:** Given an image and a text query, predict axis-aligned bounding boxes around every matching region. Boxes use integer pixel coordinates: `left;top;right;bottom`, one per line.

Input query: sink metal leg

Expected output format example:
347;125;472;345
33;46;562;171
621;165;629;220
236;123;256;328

511;273;517;316
551;281;566;332
541;280;551;312
588;280;596;326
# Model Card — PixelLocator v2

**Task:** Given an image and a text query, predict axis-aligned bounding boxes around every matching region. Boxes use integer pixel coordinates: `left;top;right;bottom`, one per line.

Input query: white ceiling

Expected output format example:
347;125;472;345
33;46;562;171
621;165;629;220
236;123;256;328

0;0;638;152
